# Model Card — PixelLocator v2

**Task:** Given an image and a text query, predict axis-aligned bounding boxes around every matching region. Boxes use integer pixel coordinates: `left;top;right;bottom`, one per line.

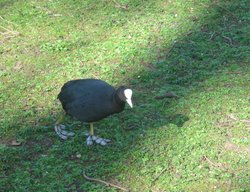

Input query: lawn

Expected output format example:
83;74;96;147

0;0;249;191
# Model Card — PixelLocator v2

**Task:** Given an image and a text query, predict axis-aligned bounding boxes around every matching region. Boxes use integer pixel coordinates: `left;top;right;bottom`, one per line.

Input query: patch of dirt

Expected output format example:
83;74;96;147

224;141;250;154
23;135;54;160
25;135;53;149
34;46;41;56
13;61;23;71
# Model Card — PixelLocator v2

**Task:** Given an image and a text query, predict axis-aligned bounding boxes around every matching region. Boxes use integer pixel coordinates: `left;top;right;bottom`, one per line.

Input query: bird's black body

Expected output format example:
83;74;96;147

58;79;126;122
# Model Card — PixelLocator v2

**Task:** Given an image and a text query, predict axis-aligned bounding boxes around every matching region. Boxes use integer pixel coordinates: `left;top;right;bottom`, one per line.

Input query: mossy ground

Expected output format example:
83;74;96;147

0;0;249;191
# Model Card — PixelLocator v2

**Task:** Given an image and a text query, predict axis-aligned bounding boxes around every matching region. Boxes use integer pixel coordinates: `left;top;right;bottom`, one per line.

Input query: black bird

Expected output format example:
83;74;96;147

54;79;133;145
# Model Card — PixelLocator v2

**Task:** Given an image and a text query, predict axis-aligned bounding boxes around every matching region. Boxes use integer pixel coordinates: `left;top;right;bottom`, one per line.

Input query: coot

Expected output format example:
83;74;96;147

54;79;133;146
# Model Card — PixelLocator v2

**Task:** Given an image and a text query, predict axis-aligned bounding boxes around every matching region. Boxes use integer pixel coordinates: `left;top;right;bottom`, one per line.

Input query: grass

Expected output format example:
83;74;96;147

0;0;249;191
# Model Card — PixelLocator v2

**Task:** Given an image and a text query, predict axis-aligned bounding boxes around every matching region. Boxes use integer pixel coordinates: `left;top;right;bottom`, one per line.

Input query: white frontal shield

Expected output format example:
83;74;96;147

124;89;133;108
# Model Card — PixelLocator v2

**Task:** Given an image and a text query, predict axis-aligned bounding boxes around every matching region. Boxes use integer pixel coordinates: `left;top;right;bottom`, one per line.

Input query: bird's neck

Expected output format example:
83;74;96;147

113;91;125;112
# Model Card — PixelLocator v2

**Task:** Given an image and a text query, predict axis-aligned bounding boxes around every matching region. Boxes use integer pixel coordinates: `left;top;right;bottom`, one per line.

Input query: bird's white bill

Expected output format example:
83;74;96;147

126;98;133;108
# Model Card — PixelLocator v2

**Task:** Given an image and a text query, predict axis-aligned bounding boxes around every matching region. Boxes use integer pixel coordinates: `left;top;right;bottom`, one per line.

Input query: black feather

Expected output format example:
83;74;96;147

58;79;128;122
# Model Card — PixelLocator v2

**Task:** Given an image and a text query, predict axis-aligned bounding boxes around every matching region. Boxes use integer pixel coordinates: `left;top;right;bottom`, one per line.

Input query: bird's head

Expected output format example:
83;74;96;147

117;86;133;108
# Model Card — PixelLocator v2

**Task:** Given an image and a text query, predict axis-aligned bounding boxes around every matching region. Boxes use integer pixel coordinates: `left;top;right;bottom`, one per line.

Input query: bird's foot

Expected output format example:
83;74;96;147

54;124;75;140
86;135;111;146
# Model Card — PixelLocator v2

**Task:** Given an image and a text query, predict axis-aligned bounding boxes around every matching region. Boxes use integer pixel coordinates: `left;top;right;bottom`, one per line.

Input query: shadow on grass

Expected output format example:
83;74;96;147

0;0;249;191
0;0;16;10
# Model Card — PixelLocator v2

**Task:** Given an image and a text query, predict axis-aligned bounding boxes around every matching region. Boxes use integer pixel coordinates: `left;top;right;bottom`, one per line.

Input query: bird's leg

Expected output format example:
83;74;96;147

54;112;74;140
86;123;94;145
90;122;94;136
86;123;111;146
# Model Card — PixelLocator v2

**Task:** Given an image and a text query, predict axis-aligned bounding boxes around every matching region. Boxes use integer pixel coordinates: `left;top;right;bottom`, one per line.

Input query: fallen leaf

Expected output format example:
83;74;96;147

11;140;22;146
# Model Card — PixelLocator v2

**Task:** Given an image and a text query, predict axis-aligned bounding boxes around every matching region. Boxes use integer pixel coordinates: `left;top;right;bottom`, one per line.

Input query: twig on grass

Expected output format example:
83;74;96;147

83;172;130;191
222;35;233;46
155;92;180;100
112;0;128;10
0;16;19;36
0;16;17;26
225;71;241;74
203;156;228;170
207;31;233;46
151;167;168;185
228;114;250;124
0;18;20;43
216;4;238;20
35;6;63;17
209;31;216;40
0;26;19;34
226;180;232;192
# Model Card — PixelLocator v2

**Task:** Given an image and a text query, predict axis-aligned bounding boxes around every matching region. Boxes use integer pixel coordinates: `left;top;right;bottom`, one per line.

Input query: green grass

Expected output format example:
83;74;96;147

0;0;249;191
